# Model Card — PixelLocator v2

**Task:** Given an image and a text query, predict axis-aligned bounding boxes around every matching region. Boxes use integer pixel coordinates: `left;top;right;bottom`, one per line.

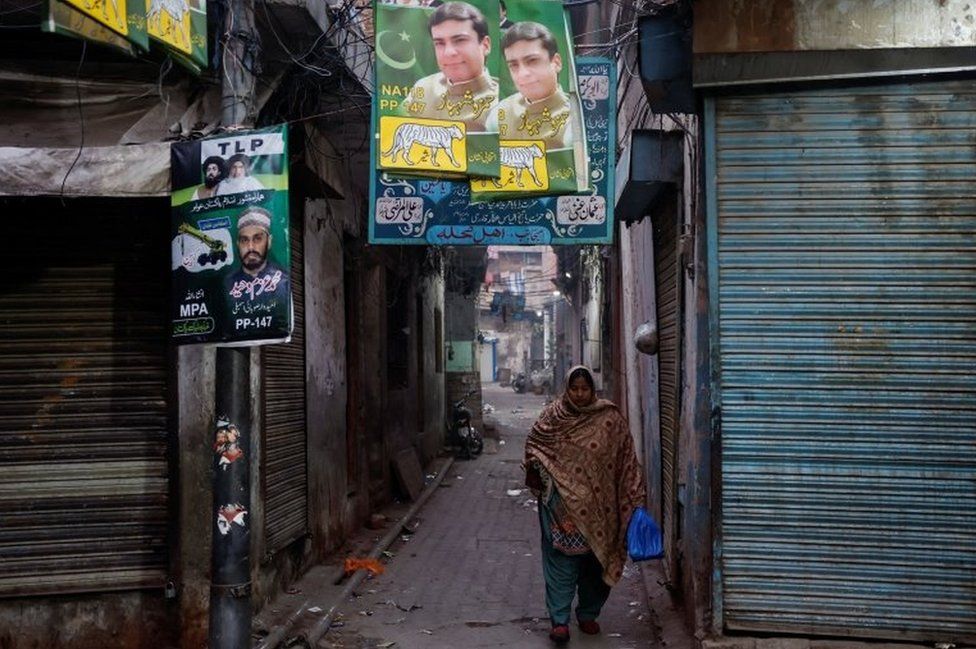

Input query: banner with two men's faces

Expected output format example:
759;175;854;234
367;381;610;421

374;0;588;199
170;125;293;346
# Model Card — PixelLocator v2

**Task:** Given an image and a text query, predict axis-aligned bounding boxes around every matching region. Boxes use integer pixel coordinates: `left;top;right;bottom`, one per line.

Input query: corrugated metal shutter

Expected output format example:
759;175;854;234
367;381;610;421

654;208;681;584
262;212;307;553
0;204;169;596
712;81;976;643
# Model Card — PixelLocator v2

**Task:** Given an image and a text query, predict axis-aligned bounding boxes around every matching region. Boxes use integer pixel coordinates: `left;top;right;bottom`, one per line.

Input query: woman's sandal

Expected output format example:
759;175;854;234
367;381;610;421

578;619;601;635
549;624;570;644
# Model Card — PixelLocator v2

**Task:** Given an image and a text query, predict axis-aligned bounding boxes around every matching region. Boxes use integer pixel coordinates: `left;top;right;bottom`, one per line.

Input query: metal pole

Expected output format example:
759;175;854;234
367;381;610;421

221;0;257;127
210;0;258;643
210;349;252;648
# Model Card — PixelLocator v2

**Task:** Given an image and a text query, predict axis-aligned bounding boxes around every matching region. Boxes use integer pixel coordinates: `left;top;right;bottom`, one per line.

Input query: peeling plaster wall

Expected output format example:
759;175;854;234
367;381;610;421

584;269;605;391
444;287;484;433
0;593;176;649
695;0;976;52
361;262;389;506
251;198;351;609
304;199;348;552
418;273;446;463
177;344;216;649
381;253;423;461
484;317;534;377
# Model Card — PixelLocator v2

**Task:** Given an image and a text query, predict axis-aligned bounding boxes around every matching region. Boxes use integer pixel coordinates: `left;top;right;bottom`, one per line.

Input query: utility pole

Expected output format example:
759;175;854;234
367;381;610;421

210;0;258;644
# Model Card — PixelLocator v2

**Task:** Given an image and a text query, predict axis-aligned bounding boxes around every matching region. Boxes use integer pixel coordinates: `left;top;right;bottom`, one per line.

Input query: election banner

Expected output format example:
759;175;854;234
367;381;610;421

374;0;502;179
55;0;150;52
146;0;208;72
369;57;615;246
43;0;205;73
43;0;138;55
170;125;292;345
471;0;587;199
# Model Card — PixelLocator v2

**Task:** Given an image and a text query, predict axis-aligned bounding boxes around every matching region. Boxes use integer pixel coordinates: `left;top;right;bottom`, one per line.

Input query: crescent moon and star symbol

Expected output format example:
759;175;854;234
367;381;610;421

376;29;417;70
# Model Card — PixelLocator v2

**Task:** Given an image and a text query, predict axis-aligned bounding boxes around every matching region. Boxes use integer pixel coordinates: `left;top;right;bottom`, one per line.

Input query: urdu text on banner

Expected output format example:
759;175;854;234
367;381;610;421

42;0;207;73
369;57;616;246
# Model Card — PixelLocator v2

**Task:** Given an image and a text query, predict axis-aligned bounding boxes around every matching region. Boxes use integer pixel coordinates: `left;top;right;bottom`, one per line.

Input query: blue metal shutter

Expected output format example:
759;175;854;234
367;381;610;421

711;80;976;643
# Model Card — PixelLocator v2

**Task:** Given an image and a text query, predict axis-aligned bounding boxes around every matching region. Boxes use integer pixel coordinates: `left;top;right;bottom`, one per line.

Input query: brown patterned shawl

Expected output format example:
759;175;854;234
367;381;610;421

525;367;646;586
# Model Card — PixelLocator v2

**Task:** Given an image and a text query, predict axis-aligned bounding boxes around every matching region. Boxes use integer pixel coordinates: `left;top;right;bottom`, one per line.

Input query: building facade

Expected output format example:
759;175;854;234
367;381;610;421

608;0;976;646
0;2;447;646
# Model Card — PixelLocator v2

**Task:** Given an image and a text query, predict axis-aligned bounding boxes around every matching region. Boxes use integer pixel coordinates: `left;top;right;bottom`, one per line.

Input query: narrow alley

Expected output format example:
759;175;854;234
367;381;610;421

256;384;662;649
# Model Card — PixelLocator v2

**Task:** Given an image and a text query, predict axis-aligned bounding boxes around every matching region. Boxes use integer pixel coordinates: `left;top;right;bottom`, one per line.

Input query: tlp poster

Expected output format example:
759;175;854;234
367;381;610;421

170;125;292;345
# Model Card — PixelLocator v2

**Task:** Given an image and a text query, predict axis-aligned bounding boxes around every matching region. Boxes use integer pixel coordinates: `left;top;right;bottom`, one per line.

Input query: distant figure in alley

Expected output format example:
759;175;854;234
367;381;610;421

524;365;646;645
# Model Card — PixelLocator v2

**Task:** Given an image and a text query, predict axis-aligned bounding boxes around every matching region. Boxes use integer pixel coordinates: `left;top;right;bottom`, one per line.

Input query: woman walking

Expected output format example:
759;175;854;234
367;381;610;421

524;365;646;644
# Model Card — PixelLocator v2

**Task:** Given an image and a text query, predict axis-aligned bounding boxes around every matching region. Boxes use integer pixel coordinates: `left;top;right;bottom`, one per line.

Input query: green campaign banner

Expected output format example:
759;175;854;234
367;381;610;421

369;57;616;246
43;0;138;56
146;0;208;73
56;0;149;51
471;0;587;200
43;0;206;74
53;0;150;52
170;125;292;346
374;0;502;179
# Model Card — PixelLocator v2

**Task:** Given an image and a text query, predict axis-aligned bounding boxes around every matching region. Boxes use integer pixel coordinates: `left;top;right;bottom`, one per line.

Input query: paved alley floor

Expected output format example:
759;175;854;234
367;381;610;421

321;383;657;649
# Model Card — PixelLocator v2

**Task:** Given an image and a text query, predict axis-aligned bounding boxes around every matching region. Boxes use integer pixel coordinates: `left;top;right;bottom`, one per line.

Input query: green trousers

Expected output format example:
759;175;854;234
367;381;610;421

539;493;612;625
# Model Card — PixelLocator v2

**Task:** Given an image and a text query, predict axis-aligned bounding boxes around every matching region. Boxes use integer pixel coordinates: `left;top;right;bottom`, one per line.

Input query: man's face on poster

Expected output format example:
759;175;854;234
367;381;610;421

229;160;248;178
432;19;490;84
204;162;223;187
505;39;561;103
237;225;270;273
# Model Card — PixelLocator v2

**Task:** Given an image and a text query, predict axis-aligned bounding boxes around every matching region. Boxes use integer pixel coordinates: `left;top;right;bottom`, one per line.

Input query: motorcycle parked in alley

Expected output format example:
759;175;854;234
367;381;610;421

511;372;527;394
448;389;484;460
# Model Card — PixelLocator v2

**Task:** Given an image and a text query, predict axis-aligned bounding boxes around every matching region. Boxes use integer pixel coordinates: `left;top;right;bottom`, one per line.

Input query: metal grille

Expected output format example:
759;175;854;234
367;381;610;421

262;212;307;553
712;81;976;643
654;208;681;584
0;205;169;596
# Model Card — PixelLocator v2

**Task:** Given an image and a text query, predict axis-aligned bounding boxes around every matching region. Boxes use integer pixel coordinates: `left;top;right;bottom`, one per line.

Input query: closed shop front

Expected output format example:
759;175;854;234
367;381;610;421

707;80;976;643
0;200;171;597
654;205;682;585
262;210;307;553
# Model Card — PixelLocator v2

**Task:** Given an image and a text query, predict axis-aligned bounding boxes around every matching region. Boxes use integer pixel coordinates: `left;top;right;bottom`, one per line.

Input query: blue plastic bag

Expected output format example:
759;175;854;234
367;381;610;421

627;507;664;561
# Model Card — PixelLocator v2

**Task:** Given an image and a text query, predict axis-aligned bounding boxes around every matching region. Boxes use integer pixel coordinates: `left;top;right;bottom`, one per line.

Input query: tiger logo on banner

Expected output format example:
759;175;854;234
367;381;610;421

380;116;468;173
470;139;550;193
146;0;192;54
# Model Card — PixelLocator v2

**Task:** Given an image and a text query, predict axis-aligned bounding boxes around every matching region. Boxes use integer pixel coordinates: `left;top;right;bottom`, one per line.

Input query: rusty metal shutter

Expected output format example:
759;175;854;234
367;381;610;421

709;80;976;642
262;212;307;553
653;206;682;584
0;202;170;596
